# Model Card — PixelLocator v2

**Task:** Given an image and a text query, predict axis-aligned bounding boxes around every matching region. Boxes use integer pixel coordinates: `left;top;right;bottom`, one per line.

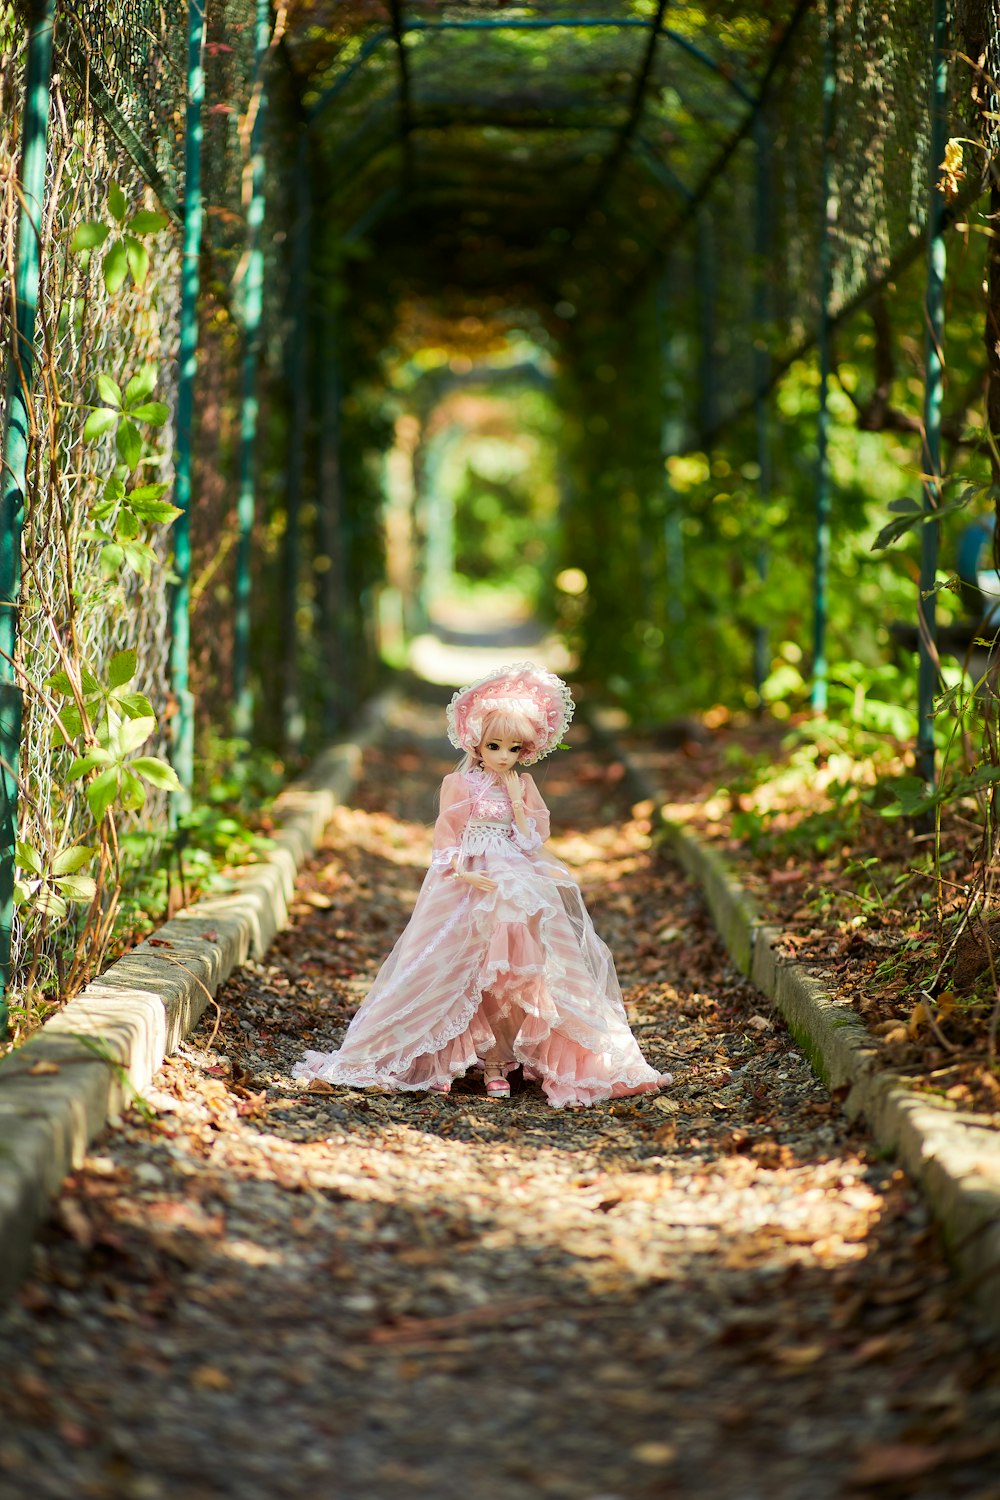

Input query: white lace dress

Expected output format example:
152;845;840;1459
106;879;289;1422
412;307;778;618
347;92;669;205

292;767;668;1108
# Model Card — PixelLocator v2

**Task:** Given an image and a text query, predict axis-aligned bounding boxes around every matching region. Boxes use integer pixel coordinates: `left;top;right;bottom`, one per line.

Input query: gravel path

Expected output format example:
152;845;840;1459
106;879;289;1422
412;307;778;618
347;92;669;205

1;698;999;1500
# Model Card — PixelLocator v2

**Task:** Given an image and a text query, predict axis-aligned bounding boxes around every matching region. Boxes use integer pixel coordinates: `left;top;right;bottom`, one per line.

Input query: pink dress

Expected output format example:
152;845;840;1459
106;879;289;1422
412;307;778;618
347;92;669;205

293;767;668;1108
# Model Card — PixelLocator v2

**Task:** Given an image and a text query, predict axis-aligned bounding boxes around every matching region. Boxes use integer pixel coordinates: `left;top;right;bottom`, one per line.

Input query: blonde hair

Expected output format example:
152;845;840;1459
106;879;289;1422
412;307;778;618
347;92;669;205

458;708;538;771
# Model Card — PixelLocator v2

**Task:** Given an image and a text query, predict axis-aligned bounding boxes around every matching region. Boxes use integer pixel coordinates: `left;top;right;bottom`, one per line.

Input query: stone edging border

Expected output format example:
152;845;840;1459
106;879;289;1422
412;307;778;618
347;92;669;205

598;721;1000;1330
0;690;396;1300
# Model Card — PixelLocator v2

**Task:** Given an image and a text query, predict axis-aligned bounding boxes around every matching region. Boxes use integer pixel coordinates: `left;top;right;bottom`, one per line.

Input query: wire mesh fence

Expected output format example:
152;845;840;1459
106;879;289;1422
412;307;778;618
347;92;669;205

0;0;309;1022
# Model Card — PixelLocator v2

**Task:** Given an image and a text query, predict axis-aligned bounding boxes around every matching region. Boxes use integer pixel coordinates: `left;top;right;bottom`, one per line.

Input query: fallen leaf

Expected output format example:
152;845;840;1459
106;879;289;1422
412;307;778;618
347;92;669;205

850;1442;948;1484
631;1442;677;1466
27;1059;60;1076
191;1365;231;1392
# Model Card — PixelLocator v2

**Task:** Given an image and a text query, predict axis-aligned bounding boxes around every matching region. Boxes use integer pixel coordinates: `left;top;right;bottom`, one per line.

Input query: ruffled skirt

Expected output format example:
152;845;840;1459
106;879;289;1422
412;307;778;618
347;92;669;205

293;842;668;1109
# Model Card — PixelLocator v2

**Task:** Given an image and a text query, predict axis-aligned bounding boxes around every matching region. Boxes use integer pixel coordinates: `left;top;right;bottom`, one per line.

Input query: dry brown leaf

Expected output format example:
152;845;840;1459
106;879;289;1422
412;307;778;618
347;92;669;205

850;1442;948;1484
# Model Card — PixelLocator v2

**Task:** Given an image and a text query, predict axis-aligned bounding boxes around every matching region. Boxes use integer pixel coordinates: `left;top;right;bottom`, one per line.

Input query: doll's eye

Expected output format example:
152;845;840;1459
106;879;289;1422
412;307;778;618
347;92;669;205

486;742;499;751
510;745;521;752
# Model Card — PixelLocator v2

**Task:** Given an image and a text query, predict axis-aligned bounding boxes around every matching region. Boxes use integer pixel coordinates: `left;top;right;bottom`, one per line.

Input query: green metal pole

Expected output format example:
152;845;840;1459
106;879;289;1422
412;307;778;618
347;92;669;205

421;427;457;616
233;0;270;737
811;0;836;712
917;0;950;786
280;129;311;753
0;0;55;1029
655;270;685;656
170;0;207;815
753;112;773;700
695;207;718;441
316;300;345;737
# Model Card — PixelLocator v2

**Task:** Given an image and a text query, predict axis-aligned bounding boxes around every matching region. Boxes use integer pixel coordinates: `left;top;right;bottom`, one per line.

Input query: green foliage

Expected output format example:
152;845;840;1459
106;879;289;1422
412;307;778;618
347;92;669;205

14;841;97;922
70;183;168;295
79;362;178;581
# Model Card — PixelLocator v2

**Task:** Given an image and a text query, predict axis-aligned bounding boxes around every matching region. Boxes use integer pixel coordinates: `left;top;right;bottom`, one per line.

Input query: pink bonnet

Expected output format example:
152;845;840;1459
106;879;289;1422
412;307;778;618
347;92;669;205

446;661;575;765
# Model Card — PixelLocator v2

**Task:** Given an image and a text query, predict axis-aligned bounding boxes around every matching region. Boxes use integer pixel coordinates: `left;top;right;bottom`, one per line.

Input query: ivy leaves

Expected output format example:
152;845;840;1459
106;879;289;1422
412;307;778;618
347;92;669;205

81;364;180;580
73;185;178;583
48;650;181;826
70;181;168;295
82;364;169;471
14;842;97;921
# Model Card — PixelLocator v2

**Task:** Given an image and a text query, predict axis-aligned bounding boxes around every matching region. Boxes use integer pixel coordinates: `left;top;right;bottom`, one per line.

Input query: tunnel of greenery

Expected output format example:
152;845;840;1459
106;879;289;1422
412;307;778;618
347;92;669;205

2;0;1000;1024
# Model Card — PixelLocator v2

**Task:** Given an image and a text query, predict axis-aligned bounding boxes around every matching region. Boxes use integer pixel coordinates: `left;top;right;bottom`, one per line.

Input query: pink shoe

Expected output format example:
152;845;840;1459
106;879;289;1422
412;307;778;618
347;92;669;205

428;1081;451;1095
484;1067;510;1100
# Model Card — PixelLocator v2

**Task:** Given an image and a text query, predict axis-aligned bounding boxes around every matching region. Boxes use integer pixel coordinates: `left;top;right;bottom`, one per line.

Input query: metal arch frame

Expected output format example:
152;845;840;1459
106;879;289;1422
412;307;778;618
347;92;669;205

573;0;670;224
306;14;757;128
386;0;415;186
614;0;816;312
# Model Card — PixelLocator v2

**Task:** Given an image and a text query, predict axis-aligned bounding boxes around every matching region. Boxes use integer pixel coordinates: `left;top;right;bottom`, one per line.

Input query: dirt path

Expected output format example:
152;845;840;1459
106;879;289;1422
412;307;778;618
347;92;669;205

1;697;999;1500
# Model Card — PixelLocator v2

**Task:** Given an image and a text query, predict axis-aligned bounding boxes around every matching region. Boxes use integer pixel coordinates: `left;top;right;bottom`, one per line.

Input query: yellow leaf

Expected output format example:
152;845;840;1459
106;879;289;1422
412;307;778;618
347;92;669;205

191;1365;231;1391
27;1059;60;1076
907;1001;930;1039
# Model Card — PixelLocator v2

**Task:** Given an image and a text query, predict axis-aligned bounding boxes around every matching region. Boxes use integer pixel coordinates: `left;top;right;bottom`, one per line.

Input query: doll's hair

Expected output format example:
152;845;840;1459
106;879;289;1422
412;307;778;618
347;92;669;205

458;708;538;771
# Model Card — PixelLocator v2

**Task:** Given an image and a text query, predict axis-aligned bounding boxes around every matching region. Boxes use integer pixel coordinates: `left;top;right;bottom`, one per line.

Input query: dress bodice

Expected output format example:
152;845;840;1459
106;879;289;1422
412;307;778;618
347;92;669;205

464;767;514;823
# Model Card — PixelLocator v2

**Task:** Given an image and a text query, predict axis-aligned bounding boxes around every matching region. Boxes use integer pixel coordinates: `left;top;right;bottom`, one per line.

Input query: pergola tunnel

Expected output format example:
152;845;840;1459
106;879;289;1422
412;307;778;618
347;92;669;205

2;0;1000;1028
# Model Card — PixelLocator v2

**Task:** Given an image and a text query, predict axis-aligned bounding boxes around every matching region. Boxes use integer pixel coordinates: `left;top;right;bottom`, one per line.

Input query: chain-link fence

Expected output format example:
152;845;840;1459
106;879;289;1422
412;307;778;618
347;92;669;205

0;0;321;1023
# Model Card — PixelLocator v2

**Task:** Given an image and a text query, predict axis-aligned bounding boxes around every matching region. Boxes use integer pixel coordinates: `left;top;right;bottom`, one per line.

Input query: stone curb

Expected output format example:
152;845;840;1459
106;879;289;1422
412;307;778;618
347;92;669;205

0;691;395;1300
599;721;1000;1329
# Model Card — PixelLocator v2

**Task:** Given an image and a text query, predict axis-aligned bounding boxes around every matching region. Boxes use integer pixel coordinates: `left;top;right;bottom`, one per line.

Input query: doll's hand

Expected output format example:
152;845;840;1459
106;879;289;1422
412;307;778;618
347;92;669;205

458;871;497;893
502;770;524;808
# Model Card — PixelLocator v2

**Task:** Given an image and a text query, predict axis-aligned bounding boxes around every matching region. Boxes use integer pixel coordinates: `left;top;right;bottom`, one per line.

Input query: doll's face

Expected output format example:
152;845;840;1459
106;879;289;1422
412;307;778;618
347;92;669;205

477;734;525;775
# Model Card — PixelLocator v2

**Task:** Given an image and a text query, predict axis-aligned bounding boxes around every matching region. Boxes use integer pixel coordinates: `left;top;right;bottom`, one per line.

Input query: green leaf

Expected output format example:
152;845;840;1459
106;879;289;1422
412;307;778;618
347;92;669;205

51;845;95;876
129;496;181;525
89;497;118;522
107;650;137;689
102;238;128;294
83;407;118;442
132;755;182;792
118;768;146;811
124;368;157;406
873;494;978;551
32;888;68;920
53;703;84;745
116;691;154;720
116;419;142;470
104;475;126;504
71;221;111;252
87;767;120;825
122;541;154;581
79;668;101;697
118;714;156;755
127;209;169;236
129;401;169;427
67;748;111;779
47;670;75;697
107;182;128;222
124;234;149;288
99;542;125;580
97;373;122;408
13;880;31;908
15;841;43;876
54;873;97;903
128;482;168;502
117;509;140;540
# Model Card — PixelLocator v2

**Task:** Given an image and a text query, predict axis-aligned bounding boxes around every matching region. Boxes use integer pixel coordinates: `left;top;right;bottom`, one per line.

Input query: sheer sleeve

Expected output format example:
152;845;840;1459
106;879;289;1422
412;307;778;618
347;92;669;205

430;773;473;868
515;772;551;848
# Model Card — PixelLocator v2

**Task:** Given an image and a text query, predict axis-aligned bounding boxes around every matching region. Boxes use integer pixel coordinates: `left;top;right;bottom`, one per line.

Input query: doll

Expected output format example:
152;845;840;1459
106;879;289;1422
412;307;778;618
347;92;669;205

293;662;670;1108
